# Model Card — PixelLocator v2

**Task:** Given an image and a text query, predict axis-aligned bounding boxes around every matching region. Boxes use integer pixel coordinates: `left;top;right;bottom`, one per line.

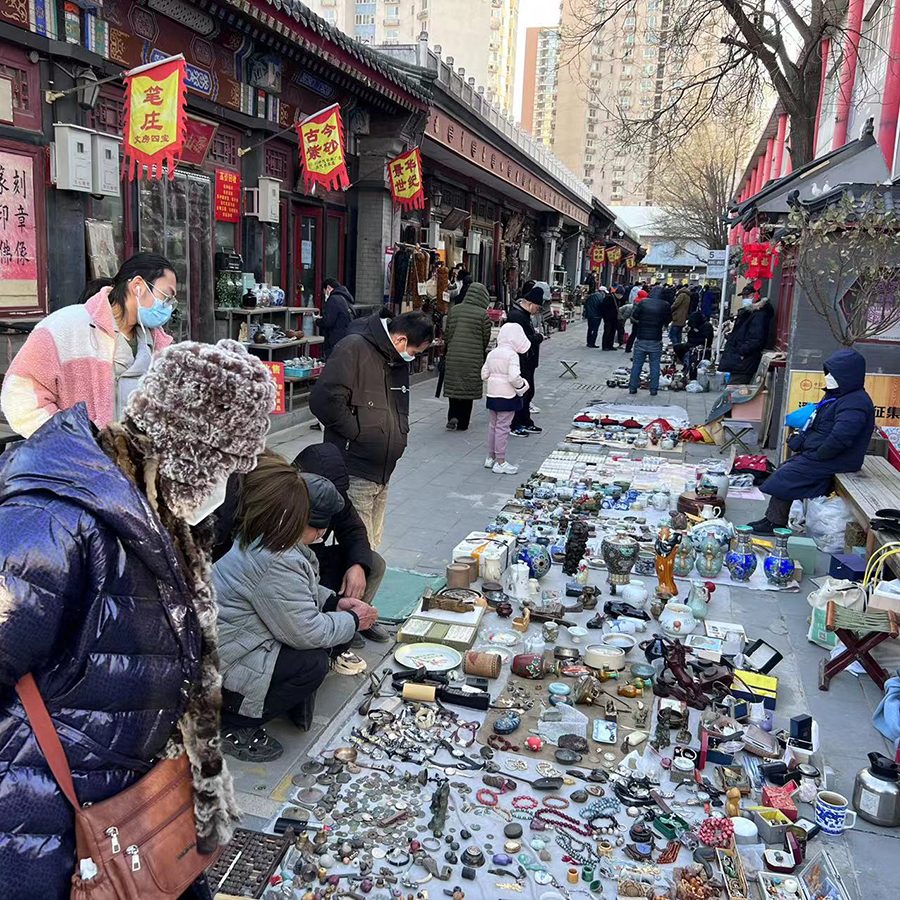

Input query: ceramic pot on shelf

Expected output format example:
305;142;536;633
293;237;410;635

725;525;757;582
658;602;697;638
673;540;696;578
601;532;639;595
764;528;796;586
695;533;724;578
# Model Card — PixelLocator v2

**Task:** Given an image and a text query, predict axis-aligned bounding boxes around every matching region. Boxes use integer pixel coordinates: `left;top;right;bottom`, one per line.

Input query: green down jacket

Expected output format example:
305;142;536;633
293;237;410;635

444;282;492;400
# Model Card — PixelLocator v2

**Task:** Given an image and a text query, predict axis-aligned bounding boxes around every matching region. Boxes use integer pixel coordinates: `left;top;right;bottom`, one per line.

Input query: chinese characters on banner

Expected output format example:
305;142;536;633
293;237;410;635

122;55;187;180
743;241;778;290
625;255;636;270
296;103;350;193
589;242;605;271
262;361;286;415
387;148;425;211
606;247;622;265
0;150;38;311
180;117;218;166
214;169;241;222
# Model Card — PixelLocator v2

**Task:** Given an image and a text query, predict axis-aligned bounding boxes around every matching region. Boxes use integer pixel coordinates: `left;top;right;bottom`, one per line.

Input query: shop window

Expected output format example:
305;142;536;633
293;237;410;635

209;130;239;168
88;90;125;136
265;146;290;183
0;45;41;131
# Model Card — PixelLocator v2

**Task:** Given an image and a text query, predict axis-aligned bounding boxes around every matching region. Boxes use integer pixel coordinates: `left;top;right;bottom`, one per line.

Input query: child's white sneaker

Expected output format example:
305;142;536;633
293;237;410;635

493;461;519;474
484;456;495;468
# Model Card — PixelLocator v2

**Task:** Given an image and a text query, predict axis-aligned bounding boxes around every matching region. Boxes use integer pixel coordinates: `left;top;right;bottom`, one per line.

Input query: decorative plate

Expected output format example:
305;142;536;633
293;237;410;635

394;642;463;672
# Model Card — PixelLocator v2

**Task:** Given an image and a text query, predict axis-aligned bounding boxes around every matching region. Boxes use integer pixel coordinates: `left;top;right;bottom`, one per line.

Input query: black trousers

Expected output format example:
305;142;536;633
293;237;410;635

586;317;601;347
765;495;793;527
625;330;637;352
447;397;474;430
601;315;618;350
616;322;625;345
512;367;536;428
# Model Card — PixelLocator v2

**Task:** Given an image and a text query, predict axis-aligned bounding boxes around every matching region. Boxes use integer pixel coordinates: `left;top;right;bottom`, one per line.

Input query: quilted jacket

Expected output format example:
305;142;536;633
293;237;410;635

0;405;202;900
443;283;492;400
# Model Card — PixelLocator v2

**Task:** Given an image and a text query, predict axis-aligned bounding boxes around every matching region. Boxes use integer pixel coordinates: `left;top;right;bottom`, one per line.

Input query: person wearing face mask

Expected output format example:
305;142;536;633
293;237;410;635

309;310;434;549
508;281;549;437
1;253;177;438
750;349;875;535
718;285;772;385
0;339;275;898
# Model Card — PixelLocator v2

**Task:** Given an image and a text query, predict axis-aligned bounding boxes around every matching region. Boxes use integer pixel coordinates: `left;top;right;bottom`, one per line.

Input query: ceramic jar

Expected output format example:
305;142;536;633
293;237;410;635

685;580;711;622
601;532;639;594
695;533;724;578
658;602;697;638
673;540;696;577
634;549;656;576
518;543;552;579
764;528;796;586
620;579;649;607
725;525;758;582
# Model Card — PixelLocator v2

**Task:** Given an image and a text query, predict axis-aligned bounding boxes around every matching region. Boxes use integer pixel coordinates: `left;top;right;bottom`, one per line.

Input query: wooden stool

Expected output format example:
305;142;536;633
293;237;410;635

818;601;900;691
559;359;579;379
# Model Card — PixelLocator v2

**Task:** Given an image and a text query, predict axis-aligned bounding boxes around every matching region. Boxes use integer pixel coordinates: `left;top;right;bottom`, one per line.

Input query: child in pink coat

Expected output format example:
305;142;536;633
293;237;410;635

481;322;530;474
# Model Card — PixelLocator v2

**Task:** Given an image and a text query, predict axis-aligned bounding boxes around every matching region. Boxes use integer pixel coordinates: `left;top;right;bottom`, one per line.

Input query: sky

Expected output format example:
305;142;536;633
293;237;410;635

512;0;561;121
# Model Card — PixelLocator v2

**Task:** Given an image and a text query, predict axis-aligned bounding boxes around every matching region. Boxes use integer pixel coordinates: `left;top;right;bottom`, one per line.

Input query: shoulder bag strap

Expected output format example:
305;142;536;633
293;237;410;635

15;673;80;809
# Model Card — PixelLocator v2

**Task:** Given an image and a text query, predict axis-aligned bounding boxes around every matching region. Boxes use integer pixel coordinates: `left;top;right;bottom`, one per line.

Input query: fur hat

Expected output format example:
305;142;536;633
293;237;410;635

125;339;276;518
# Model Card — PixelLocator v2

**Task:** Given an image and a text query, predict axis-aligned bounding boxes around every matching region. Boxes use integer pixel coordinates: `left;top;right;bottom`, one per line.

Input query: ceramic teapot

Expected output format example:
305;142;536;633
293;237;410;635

502;562;530;601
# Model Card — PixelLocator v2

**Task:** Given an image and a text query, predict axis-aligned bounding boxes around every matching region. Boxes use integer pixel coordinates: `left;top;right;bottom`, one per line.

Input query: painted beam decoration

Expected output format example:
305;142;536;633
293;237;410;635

388;147;425;211
122;55;188;180
296;103;350;193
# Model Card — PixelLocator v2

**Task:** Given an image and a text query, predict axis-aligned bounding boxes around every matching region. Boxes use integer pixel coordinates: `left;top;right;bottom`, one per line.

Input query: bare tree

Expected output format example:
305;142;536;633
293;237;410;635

562;0;855;168
783;192;900;345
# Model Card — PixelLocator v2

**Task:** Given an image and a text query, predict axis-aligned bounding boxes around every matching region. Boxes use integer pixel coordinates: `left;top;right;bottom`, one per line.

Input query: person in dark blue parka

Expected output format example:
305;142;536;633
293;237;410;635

750;348;875;534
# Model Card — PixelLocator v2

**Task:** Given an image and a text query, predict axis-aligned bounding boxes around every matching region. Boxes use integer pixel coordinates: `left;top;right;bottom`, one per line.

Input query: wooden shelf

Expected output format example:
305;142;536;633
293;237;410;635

244;336;324;351
215;306;318;317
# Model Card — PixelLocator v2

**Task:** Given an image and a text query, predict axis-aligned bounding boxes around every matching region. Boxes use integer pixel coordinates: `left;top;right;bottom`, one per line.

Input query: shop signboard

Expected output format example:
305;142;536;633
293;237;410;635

180;117;218;166
214;169;241;222
262;361;286;415
0;149;39;312
388;147;425;211
788;370;900;426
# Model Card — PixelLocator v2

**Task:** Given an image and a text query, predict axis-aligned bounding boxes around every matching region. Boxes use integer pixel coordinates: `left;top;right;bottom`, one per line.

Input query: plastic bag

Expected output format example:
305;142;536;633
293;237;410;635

807;577;865;611
804;495;853;553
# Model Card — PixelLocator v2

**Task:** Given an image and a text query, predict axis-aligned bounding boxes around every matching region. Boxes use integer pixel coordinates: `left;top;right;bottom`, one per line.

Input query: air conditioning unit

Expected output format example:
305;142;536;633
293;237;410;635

244;176;281;223
465;231;482;254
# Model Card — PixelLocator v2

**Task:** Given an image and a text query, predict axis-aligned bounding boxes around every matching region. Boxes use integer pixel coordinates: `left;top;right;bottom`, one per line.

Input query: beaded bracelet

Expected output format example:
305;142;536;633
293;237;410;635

476;788;500;807
582;796;622;821
512;795;539;810
542;795;570;810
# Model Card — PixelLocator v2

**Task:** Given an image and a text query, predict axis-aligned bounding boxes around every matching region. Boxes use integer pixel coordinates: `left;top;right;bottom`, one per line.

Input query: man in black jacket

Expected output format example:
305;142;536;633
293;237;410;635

295;443;388;644
309;311;434;549
720;289;772;384
627;285;671;395
584;286;604;348
508;282;548;436
322;278;355;359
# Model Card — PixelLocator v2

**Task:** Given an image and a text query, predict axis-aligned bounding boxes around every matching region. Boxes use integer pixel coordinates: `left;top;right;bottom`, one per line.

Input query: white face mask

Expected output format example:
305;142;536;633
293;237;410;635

741;298;753;308
400;351;416;362
824;372;839;390
183;475;229;526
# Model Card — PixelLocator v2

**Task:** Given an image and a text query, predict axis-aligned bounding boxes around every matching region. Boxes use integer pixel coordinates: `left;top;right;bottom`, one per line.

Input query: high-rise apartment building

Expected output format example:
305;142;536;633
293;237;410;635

307;0;519;112
521;27;559;148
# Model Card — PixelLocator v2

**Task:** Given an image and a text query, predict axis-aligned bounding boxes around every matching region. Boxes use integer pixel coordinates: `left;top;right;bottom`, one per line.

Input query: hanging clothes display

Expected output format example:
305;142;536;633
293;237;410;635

388;242;430;310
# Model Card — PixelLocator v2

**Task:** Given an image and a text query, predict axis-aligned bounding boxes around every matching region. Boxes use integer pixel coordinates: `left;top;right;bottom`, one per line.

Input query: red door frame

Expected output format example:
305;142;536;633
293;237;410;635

325;208;346;286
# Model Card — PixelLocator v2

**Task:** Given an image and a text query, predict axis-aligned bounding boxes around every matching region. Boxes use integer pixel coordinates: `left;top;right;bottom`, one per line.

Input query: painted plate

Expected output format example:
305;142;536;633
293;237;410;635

394;642;463;672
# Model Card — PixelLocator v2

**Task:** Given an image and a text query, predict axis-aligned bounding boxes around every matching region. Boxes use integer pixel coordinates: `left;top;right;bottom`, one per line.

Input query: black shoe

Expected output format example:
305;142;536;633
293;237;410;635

525;424;543;433
628;390;638;395
748;517;777;535
310;422;322;430
351;632;366;650
587;344;597;348
222;727;284;762
446;419;458;431
362;623;391;642
650;391;658;396
512;427;530;437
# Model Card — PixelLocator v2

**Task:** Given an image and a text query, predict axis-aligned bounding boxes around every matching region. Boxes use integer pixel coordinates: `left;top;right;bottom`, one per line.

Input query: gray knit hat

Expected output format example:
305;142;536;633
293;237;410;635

125;339;276;517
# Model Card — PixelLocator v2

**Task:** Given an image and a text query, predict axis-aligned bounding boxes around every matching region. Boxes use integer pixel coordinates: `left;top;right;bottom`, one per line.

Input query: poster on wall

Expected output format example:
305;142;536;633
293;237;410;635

262;361;286;415
0;150;39;312
788;370;900;427
214;169;241;222
85;219;120;277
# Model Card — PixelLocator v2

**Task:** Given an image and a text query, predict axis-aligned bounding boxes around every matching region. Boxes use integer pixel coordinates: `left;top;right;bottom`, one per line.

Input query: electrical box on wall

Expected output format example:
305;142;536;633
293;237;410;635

244;176;281;223
53;124;94;193
91;134;121;197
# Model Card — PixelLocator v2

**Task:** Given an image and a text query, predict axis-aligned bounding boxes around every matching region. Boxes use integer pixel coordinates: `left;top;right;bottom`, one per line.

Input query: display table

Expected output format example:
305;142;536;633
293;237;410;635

834;455;900;565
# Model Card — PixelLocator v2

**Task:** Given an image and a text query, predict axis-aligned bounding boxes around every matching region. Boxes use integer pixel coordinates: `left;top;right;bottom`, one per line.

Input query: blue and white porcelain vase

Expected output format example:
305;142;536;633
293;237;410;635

725;525;757;582
764;528;796;586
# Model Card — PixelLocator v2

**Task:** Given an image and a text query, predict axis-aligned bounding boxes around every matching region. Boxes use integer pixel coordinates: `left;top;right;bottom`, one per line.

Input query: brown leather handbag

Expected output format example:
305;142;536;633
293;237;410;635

16;673;221;899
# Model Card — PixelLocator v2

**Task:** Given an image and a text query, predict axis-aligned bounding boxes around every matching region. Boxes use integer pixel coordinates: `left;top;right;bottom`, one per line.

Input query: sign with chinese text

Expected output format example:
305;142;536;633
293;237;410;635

388;147;425;211
788;370;900;428
262;361;286;415
123;55;187;180
0;150;38;311
180;117;218;166
606;246;622;265
589;243;605;271
296;103;350;193
214;169;241;222
625;254;635;270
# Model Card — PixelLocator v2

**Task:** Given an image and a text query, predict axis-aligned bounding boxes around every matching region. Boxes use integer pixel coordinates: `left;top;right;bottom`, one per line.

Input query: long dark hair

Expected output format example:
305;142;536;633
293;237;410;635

108;252;175;312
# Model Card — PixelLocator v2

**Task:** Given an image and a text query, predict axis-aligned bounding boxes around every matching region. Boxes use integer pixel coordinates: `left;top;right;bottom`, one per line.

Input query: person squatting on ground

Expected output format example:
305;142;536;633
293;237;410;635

0;339;275;900
482;322;531;475
215;456;377;762
443;281;492;431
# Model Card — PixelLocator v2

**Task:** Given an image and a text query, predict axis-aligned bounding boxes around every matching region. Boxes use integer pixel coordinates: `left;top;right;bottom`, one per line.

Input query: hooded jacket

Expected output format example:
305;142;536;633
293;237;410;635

671;289;690;326
762;349;876;500
0;406;201;900
309;314;410;485
443;282;492;400
322;284;355;357
719;300;771;383
629;286;672;341
481;323;531;399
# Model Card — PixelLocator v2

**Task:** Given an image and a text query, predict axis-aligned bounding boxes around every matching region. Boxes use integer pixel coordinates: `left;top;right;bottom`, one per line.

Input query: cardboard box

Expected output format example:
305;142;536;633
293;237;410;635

452;531;517;580
787;536;818;578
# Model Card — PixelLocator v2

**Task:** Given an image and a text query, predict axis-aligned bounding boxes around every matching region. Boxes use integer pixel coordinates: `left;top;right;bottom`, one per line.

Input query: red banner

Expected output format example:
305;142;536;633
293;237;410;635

262;361;285;415
589;242;605;271
296;103;350;193
122;55;188;181
180;117;218;166
606;246;622;265
214;169;241;222
388;147;425;211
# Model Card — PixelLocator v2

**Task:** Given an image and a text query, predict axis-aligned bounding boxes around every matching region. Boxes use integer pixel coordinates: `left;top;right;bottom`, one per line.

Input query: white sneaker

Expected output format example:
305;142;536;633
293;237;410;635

493;461;519;474
531;404;541;414
484;456;495;468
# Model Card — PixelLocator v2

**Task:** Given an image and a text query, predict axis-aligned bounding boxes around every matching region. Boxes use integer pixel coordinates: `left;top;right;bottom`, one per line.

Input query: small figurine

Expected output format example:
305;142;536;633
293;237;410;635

726;787;742;818
654;525;681;599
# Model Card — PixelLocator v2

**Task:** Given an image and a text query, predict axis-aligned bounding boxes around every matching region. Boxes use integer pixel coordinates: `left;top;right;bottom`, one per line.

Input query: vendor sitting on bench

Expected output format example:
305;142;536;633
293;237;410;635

215;454;377;762
750;349;875;535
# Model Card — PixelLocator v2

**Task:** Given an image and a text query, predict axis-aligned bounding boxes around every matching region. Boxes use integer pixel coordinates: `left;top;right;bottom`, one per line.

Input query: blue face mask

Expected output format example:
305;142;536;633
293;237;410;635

138;281;175;328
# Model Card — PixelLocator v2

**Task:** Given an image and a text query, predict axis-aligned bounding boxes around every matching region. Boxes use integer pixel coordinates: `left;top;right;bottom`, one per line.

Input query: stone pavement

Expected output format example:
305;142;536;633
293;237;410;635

247;323;898;896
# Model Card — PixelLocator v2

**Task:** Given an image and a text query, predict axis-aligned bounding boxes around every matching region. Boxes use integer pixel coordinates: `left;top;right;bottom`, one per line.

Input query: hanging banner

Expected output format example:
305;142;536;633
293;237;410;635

0;150;38;311
625;254;636;270
589;242;605;271
122;55;187;181
214;169;241;222
181;117;218;166
262;361;286;415
296;102;350;193
387;147;425;211
606;246;622;265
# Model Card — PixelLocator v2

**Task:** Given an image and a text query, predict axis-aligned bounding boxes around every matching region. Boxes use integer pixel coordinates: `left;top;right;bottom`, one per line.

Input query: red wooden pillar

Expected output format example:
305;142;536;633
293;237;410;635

878;0;900;170
764;137;775;184
773;115;788;179
833;0;865;149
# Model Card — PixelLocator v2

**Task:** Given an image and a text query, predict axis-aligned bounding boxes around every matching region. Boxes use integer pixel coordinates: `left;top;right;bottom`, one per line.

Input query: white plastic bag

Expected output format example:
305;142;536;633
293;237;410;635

807;577;865;611
804;495;852;553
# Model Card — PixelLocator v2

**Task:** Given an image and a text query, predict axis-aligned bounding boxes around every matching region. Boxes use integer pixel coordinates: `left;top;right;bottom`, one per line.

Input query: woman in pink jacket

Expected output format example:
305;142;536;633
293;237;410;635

481;322;531;474
1;253;177;437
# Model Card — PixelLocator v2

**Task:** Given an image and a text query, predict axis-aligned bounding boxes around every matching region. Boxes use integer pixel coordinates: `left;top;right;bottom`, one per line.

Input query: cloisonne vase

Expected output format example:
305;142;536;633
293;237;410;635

764;528;796;586
695;534;724;578
725;525;757;582
601;532;639;595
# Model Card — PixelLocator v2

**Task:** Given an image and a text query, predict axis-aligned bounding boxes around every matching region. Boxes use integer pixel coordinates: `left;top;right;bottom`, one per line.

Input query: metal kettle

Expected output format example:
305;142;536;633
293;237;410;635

852;752;900;827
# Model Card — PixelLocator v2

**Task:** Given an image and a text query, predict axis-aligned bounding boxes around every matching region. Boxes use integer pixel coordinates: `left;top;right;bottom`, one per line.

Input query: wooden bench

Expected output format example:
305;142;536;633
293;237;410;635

834;455;900;564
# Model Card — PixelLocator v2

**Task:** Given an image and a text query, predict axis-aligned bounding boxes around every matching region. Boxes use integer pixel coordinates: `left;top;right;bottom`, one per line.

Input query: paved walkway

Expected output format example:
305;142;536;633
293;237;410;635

247;323;898;896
